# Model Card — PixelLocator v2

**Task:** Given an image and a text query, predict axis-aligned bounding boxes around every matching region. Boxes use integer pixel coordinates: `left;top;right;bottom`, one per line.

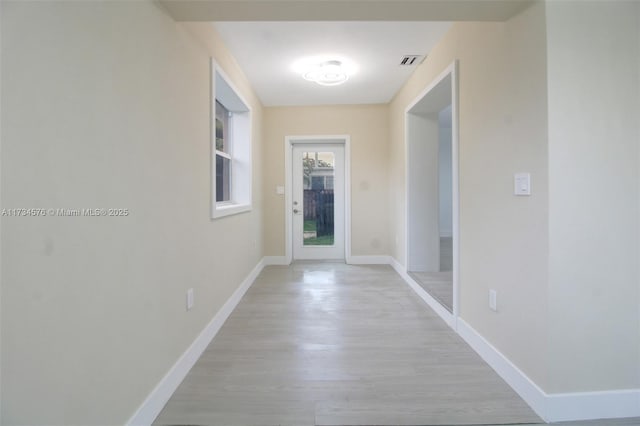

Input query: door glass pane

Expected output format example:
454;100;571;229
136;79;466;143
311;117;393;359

302;152;335;246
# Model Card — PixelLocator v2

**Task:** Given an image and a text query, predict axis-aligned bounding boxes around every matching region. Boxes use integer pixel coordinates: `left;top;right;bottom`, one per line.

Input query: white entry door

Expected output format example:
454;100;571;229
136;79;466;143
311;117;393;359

292;144;345;260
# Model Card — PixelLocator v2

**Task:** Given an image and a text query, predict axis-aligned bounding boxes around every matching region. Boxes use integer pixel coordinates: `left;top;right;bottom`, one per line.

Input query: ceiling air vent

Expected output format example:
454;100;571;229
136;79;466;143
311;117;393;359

400;55;425;66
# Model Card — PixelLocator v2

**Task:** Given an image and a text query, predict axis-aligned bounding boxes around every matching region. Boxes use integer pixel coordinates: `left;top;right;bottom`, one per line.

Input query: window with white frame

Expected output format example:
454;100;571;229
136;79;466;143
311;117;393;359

215;100;231;202
212;61;252;218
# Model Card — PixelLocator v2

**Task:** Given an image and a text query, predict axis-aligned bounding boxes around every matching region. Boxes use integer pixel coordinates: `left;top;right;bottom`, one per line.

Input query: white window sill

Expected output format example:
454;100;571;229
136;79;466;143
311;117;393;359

212;203;251;219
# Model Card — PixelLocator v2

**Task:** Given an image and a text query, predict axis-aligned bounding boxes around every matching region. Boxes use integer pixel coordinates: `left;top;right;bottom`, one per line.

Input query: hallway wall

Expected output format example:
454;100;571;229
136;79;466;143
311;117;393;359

546;0;640;393
1;2;263;424
263;105;390;258
389;3;550;389
2;1;638;424
390;0;640;398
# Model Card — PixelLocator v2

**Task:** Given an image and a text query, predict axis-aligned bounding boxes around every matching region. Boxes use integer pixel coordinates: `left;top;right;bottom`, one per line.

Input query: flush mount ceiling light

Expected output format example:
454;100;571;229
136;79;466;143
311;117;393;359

304;60;348;86
293;56;357;87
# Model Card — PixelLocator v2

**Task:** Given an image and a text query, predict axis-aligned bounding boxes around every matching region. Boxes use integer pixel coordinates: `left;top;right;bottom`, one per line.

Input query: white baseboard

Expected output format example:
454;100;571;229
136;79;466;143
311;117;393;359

270;255;393;265
457;318;548;420
546;388;640;422
126;258;266;426
347;255;392;265
127;256;640;425
457;318;640;423
263;256;289;265
266;255;392;265
389;257;455;329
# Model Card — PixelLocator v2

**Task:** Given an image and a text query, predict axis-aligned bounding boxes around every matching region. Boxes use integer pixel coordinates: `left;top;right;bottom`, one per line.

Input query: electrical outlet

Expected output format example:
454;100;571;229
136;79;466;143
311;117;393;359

489;289;497;312
186;288;194;311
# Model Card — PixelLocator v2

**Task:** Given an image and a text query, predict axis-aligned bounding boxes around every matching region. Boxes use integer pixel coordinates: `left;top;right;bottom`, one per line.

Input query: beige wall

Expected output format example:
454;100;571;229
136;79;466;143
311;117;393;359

546;0;640;392
389;3;550;388
263;105;390;258
0;2;263;424
391;0;640;395
2;2;639;424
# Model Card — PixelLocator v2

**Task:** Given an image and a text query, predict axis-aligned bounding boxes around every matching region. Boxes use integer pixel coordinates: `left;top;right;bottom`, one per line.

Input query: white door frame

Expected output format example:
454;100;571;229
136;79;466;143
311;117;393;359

404;61;460;328
285;135;351;264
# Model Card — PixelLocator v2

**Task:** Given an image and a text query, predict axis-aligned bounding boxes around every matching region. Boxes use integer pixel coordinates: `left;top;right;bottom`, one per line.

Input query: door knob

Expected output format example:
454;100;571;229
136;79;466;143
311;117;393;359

293;209;300;214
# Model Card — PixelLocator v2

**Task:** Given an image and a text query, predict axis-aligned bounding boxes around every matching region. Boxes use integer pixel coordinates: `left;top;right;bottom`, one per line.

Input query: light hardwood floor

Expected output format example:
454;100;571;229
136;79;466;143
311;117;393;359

411;270;453;312
495;419;640;426
154;262;543;425
410;237;454;312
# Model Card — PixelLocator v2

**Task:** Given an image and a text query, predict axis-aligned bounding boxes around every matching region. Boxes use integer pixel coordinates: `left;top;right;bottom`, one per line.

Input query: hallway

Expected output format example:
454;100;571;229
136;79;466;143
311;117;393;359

154;262;541;425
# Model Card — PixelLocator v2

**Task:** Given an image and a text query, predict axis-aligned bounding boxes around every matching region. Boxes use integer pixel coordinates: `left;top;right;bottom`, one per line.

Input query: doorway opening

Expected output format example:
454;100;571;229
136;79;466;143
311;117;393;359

405;62;459;318
285;136;351;262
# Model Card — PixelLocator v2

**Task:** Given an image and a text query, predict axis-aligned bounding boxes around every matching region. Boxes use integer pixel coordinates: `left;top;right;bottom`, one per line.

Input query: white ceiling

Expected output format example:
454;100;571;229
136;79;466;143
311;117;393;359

213;21;452;106
161;1;533;22
160;1;532;107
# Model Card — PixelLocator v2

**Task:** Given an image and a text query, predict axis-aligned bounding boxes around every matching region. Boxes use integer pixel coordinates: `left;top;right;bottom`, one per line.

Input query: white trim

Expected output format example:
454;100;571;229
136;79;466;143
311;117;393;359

404;60;460;320
215;150;231;160
210;59;253;220
126;258;266;426
390;257;456;329
546;389;640;422
284;135;351;263
127;255;640;425
450;61;460;319
346;255;392;265
457;318;640;423
284;138;293;264
457;318;547;421
405;62;457;113
212;202;251;218
345;139;352;264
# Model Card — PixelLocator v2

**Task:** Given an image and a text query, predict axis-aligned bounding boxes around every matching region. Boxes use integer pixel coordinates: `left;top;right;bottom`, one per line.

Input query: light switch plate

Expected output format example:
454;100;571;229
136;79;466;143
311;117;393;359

276;185;285;195
514;173;531;196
